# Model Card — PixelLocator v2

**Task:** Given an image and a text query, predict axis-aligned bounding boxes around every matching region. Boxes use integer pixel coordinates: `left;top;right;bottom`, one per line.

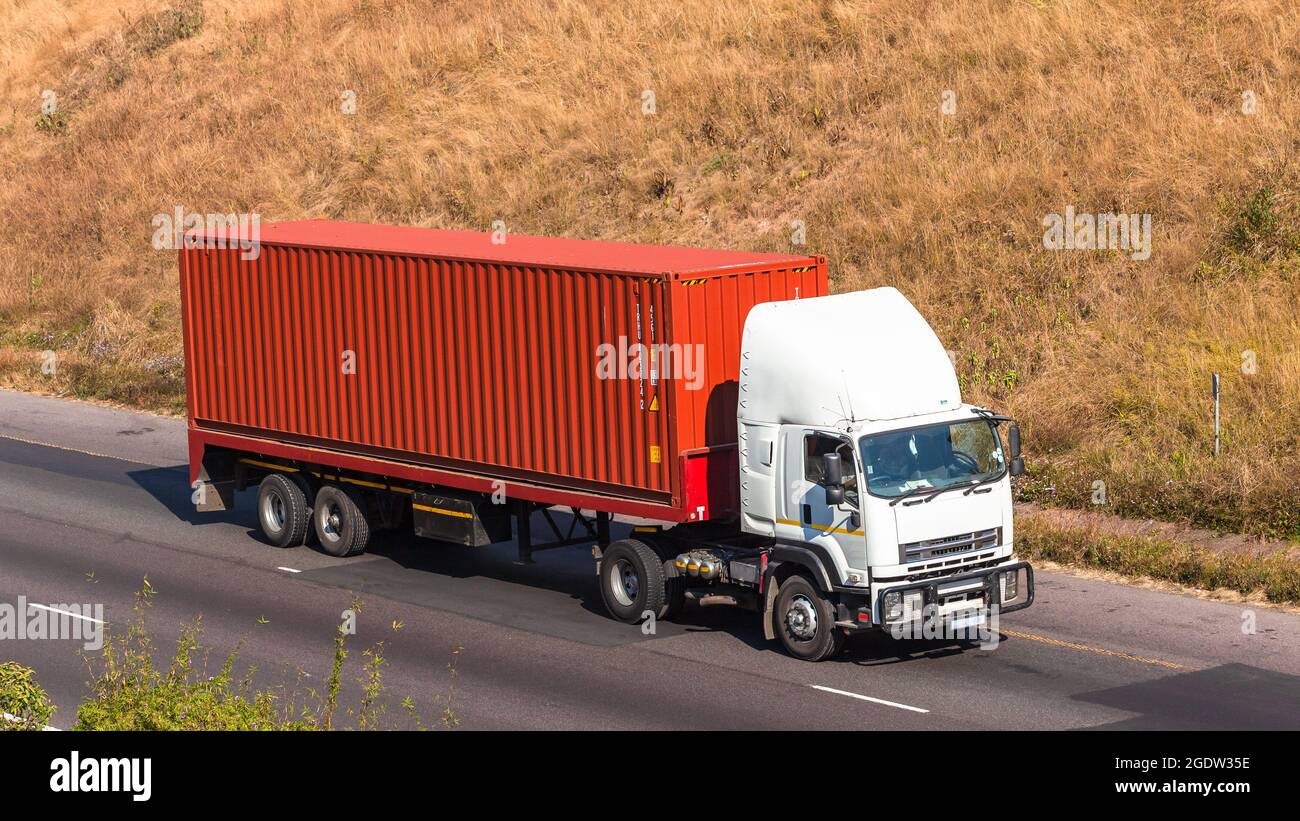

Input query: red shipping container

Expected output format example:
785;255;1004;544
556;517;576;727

180;221;827;522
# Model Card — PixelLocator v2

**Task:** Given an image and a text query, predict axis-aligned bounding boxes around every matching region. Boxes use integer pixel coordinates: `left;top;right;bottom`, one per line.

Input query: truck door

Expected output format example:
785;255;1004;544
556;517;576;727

775;428;864;579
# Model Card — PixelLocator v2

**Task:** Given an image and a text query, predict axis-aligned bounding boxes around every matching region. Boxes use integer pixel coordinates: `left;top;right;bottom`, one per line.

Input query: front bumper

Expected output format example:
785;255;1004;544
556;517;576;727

843;561;1034;631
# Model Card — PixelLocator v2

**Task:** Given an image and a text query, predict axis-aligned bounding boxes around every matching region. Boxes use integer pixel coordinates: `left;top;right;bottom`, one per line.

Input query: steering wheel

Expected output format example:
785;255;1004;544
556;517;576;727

951;450;979;474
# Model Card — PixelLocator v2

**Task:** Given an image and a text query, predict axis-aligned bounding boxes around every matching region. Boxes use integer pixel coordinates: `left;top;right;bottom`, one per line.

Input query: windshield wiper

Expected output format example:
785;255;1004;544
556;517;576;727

892;475;997;506
888;485;934;506
922;479;980;503
970;407;1013;424
962;474;1002;495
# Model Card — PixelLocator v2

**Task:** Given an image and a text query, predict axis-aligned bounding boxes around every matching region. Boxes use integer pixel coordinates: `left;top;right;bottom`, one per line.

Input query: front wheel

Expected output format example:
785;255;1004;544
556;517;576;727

773;574;845;662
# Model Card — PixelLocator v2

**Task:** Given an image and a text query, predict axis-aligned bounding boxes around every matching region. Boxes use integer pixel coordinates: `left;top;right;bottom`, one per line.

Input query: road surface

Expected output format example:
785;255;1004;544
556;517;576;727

1;389;1298;730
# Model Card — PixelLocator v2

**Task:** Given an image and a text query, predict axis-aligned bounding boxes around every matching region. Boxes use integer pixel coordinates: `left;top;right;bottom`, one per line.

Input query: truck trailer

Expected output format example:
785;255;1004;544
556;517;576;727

181;220;1033;661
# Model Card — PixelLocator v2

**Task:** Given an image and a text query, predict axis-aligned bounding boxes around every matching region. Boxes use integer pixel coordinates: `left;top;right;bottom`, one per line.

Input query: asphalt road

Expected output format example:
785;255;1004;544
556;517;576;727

2;388;1299;730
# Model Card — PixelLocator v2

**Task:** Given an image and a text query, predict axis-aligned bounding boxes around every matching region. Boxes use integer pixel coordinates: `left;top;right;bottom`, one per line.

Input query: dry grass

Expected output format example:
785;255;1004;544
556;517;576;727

1;0;1298;534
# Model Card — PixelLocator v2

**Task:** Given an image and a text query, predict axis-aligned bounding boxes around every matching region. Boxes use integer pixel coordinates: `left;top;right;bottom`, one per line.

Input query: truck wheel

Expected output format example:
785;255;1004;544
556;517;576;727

663;576;687;620
257;474;311;548
313;485;371;557
599;539;667;624
287;473;318;544
773;574;845;662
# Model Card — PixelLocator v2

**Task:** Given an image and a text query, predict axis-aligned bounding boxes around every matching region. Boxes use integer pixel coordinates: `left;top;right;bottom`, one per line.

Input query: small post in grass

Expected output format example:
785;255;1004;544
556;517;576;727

1212;372;1220;457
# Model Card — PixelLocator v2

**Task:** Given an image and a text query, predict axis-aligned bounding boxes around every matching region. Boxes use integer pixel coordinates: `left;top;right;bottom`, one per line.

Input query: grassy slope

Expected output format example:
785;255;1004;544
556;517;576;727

1;0;1298;538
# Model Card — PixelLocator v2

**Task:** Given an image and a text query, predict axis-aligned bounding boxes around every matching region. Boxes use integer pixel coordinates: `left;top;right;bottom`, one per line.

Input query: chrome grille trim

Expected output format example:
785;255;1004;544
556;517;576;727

900;527;1000;564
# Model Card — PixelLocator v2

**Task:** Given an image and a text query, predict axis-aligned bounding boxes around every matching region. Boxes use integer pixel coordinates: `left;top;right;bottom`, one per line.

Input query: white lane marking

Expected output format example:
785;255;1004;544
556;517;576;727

27;603;105;625
276;567;302;574
810;684;929;714
3;712;60;731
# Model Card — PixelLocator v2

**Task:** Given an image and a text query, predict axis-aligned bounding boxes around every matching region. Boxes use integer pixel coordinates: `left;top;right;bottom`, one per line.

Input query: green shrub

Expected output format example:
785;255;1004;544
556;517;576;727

74;588;296;730
0;662;56;730
128;0;206;56
1228;187;1280;257
73;583;444;730
34;111;68;135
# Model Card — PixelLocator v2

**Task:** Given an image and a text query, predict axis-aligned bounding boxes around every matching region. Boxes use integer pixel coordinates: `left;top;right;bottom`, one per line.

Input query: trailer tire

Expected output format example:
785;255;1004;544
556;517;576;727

257;473;311;548
773;574;845;662
287;473;317;544
313;485;372;557
599;539;667;624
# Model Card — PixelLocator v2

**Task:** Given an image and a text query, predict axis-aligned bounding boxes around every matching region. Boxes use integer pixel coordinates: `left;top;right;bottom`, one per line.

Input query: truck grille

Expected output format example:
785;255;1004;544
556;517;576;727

900;527;1000;564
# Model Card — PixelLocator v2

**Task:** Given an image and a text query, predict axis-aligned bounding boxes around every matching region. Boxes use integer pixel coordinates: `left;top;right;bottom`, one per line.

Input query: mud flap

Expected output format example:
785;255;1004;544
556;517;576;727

761;574;782;641
193;479;235;512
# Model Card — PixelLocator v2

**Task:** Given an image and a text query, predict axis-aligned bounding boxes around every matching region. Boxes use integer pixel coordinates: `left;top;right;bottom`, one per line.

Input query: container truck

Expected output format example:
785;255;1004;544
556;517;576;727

181;220;1033;661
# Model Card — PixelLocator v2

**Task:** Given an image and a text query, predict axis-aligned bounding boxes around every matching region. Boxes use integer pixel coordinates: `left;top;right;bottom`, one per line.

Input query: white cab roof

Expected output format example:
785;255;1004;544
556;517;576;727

738;287;961;428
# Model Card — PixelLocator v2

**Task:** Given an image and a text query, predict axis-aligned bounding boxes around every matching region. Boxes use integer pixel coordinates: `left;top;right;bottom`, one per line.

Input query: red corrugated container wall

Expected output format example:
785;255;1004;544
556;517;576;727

180;226;826;521
668;265;826;518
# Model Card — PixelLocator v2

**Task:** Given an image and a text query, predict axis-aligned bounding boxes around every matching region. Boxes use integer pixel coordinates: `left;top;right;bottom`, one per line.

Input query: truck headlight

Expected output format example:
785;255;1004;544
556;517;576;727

883;591;903;621
904;590;924;620
1001;570;1018;602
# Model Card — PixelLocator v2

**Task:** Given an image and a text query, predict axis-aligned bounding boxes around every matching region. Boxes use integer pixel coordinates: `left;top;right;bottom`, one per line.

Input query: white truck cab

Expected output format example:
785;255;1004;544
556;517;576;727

600;286;1033;661
733;287;1033;658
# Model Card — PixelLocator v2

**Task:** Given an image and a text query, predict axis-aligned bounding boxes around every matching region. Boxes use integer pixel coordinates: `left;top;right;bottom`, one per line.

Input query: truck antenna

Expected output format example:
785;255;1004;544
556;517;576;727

840;372;857;422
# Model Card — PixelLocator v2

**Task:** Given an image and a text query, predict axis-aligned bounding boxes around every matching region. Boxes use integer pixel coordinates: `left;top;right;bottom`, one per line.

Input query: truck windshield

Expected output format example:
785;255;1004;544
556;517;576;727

859;419;1006;498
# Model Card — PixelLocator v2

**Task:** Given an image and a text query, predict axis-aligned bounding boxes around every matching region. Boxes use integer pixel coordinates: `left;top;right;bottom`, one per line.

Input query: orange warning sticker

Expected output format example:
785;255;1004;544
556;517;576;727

648;394;659;412
649;445;662;464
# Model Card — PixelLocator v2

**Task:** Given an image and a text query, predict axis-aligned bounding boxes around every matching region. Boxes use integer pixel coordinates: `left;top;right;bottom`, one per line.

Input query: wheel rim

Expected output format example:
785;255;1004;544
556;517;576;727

261;488;286;534
609;558;639;607
321;502;343;543
784;593;819;642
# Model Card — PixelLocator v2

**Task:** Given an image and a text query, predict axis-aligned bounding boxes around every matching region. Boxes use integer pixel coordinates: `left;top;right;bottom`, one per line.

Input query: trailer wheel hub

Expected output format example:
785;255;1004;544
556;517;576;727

264;493;285;533
609;559;639;607
323;507;342;538
785;594;818;640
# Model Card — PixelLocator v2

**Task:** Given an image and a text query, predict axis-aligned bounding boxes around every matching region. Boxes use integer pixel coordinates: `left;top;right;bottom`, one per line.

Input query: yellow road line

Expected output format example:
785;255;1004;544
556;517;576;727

1000;628;1188;670
0;431;131;462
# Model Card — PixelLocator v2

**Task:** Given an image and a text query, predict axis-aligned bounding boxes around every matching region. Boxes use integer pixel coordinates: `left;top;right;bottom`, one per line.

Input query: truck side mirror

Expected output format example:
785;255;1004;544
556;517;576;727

1010;456;1025;477
822;452;844;486
821;452;845;505
1007;423;1021;459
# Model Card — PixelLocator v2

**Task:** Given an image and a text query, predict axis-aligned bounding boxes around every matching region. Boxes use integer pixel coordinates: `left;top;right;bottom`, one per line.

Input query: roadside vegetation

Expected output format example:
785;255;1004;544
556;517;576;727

0;661;56;730
1;0;1298;542
1;583;459;730
1017;515;1300;606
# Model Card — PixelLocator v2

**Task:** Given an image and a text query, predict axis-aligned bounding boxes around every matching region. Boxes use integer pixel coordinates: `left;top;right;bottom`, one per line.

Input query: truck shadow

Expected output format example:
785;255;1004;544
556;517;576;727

126;464;253;527
667;614;993;662
332;509;702;639
1070;662;1300;730
121;477;1032;660
320;511;797;646
841;633;989;664
364;526;603;606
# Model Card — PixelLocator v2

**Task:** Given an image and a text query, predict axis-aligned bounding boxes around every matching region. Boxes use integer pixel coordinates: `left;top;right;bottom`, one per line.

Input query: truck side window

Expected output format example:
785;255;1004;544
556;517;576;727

803;434;856;488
